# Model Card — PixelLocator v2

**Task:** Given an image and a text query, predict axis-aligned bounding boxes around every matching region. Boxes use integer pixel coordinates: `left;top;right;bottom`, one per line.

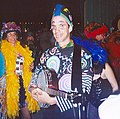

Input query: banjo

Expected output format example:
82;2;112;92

36;69;79;108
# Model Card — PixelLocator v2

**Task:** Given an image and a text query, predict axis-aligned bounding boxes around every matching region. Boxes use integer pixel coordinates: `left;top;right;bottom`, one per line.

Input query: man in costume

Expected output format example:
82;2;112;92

1;22;39;119
29;4;93;119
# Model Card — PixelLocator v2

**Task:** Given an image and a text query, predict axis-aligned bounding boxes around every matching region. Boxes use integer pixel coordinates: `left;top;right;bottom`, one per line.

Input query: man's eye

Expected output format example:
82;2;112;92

59;24;64;27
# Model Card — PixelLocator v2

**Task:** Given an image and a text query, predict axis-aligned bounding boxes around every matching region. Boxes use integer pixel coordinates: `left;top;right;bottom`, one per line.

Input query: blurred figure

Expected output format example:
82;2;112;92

35;27;54;52
84;22;109;49
25;32;36;51
1;22;39;119
111;15;120;32
22;31;42;71
106;31;120;87
84;22;118;119
99;90;120;119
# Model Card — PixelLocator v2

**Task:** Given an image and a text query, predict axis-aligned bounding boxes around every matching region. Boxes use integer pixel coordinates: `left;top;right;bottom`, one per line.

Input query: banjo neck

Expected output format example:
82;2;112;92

40;86;71;99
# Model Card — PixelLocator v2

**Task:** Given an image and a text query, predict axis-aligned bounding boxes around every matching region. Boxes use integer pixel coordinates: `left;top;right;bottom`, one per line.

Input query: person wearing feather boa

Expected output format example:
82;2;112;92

1;22;39;119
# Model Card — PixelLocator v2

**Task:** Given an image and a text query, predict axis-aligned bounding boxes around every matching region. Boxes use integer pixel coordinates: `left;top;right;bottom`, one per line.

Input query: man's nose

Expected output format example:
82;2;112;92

55;26;61;32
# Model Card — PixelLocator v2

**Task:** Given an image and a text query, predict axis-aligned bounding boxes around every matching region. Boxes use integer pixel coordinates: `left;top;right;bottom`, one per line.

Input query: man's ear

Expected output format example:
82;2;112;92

69;26;73;33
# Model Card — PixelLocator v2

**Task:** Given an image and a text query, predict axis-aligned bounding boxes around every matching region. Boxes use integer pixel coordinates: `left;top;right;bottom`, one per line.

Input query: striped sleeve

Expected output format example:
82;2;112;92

81;48;93;94
55;96;73;112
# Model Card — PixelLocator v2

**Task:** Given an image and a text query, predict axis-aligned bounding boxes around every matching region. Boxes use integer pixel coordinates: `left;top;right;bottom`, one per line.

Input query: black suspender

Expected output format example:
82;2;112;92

71;43;82;96
71;43;87;119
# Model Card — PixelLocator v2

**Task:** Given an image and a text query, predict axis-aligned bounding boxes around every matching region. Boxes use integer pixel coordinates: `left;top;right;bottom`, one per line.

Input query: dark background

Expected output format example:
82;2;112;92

0;0;120;32
0;0;81;23
0;0;82;31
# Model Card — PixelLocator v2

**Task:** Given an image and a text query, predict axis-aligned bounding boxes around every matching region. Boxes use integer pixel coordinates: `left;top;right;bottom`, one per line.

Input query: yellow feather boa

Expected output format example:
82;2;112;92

1;40;39;118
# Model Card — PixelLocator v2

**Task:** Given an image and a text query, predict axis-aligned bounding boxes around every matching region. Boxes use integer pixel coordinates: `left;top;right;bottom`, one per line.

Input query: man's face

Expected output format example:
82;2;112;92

27;36;34;41
51;16;71;44
6;31;17;46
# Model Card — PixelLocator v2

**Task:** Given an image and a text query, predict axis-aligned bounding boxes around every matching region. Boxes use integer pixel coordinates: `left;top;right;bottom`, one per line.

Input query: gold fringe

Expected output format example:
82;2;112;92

1;40;39;118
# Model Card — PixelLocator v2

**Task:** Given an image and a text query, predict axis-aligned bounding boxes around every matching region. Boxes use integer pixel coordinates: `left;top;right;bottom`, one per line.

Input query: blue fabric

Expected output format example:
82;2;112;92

53;4;63;16
72;36;108;65
0;52;5;77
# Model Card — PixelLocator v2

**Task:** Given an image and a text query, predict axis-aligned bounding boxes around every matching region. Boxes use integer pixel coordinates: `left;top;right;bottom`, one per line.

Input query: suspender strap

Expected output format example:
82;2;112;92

71;43;82;94
71;43;88;119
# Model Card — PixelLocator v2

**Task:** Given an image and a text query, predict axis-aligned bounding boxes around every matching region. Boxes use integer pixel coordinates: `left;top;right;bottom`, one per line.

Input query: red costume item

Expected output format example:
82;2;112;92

84;25;108;39
107;31;120;86
107;31;120;59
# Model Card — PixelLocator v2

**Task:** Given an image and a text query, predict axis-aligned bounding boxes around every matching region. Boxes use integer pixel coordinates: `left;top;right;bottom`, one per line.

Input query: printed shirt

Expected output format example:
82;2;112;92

30;40;93;112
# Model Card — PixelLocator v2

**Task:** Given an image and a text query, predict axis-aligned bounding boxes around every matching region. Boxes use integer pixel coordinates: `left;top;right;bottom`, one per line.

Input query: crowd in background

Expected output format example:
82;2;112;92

0;4;120;119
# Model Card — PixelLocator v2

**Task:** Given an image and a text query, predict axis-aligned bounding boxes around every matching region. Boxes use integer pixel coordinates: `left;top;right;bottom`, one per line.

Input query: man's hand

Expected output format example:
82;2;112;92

31;88;40;101
31;88;57;105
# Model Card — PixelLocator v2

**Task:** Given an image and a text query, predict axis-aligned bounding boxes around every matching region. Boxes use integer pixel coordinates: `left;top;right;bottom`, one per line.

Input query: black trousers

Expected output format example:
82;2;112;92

41;105;87;119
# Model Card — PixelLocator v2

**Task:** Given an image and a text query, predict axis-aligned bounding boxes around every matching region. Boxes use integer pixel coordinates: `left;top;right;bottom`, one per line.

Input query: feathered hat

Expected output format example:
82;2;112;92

1;22;21;38
84;22;108;39
52;4;73;30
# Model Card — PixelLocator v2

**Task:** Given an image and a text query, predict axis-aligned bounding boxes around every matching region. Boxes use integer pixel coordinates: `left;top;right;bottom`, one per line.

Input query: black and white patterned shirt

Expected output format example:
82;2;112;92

30;41;93;112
